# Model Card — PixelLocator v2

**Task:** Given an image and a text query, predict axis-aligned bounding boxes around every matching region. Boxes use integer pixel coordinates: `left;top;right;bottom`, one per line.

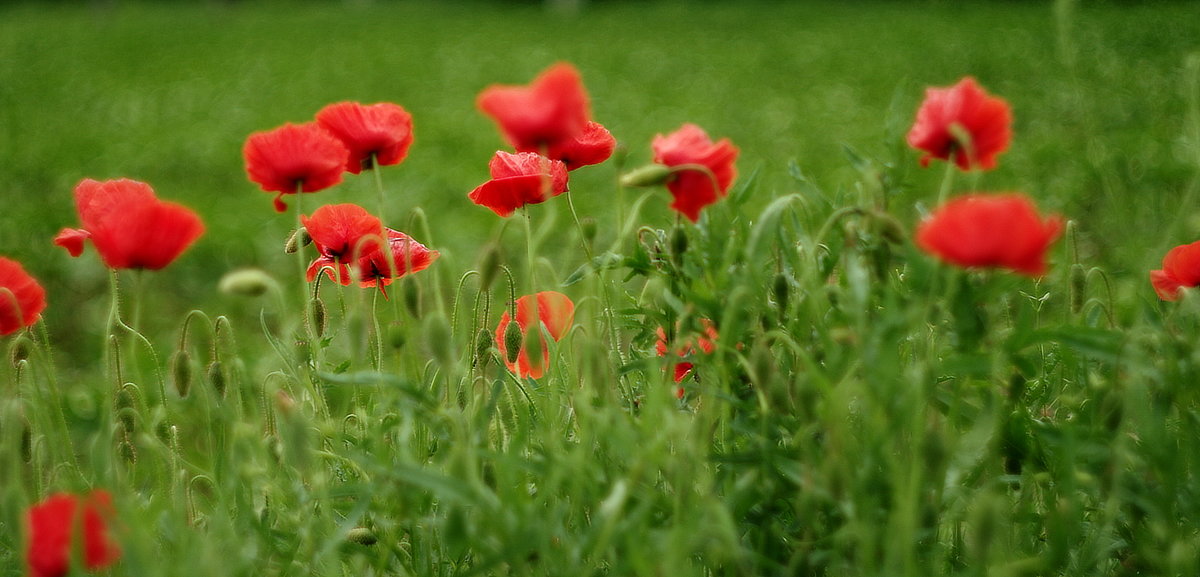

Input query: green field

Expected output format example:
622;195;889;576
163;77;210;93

2;1;1200;575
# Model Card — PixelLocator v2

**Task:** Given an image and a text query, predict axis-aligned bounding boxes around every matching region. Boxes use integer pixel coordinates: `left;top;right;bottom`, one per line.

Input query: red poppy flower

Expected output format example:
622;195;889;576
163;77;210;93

651;124;740;222
243;122;349;212
468;151;569;217
477;63;615;170
54;179;204;270
1150;241;1200;301
494;291;575;379
308;228;439;293
477;63;589;153
301;203;385;265
0;257;47;336
315;101;414;174
655;320;719;394
916;193;1063;276
26;491;120;577
907;77;1012;171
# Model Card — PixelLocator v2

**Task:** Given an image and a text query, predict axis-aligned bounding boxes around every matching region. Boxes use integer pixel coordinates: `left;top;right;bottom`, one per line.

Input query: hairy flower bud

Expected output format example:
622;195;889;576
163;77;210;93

309;297;327;337
171;350;193;398
285;227;312;254
219;268;277;297
503;320;523;365
208;361;227;399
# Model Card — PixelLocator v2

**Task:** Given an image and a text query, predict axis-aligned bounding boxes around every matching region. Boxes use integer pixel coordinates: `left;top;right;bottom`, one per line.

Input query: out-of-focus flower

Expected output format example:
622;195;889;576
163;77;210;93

315;101;414;174
0;257;47;336
650;123;739;222
916;193;1062;276
468;151;569;217
243;122;349;211
26;491;120;577
655;319;719;397
907;77;1012;171
494;291;575;379
1151;240;1200;301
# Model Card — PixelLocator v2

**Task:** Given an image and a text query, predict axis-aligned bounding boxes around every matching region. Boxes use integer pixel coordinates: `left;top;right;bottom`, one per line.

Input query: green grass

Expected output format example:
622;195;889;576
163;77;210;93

1;1;1200;575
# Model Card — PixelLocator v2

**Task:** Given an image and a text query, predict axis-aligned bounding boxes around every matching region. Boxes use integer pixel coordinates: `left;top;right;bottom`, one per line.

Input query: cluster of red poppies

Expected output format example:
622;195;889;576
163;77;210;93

9;65;1200;576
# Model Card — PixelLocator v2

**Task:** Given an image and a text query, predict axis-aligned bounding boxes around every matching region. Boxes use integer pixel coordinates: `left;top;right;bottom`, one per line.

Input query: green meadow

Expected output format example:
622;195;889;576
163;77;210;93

1;0;1199;575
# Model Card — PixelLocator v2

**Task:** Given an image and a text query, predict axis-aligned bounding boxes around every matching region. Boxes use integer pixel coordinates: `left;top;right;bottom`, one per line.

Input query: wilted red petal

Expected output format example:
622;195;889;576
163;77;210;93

316;101;414;174
468;151;569;217
652;124;739;222
477;63;590;151
0;257;47;336
243;122;348;211
60;179;204;271
916;193;1061;277
52;229;90;258
907;77;1012;171
26;491;120;577
1151;240;1200;301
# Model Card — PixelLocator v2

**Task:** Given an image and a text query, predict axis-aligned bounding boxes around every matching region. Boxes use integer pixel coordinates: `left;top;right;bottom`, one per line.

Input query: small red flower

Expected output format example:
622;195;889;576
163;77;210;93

916;193;1063;276
0;257;47;336
26;491;120;577
651;124;739;222
477;63;615;170
243;122;349;212
315;101;414;174
495;291;575;379
54;179;204;270
907;77;1012;171
655;319;719;397
301;204;437;291
1150;241;1200;301
468;151;569;217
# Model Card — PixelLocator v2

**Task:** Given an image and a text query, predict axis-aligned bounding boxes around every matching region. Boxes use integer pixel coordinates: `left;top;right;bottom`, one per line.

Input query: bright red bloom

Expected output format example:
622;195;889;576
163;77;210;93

315;101;414;174
468;151;569;217
54;179;204;270
916;193;1063;276
26;491;120;577
652;124;739;222
907;77;1012;171
302;204;437;291
477;63;615;170
0;257;47;336
243;122;349;212
1150;241;1200;301
655;320;719;392
495;291;575;379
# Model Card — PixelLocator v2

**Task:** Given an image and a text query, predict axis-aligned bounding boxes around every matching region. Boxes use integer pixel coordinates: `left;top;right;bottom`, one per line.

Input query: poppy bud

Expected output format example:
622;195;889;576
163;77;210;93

403;282;422;319
478;244;503;292
118;434;137;465
503;320;523;364
9;338;31;367
619;164;673;188
347;527;378;546
749;340;775;387
218;268;277;298
523;325;544;375
208;361;227;399
580;217;598;245
309;297;327;337
422;313;454;368
171;350;193;398
116;407;138;434
475;328;493;366
670;225;688;264
387;322;406;350
285;227;312;254
772;272;790;314
115;383;143;412
20;421;32;463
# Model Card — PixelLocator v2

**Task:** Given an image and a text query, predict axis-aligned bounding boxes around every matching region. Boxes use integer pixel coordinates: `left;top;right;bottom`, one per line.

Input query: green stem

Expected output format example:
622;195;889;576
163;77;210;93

935;158;957;206
370;154;387;218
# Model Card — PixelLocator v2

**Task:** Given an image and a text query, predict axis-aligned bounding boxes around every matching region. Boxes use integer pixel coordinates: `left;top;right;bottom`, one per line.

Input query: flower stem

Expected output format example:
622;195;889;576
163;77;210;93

935;159;957;206
370;154;387;218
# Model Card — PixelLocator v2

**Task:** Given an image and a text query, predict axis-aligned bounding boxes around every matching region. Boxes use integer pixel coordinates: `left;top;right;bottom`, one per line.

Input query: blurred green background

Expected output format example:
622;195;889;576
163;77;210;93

1;0;1198;365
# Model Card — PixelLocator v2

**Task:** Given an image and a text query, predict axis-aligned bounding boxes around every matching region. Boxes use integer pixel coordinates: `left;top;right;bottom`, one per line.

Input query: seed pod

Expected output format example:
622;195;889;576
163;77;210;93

523;325;544;374
619;163;673;188
503;320;523;364
208;361;227;399
346;527;378;546
285;227;311;254
309;297;327;337
171;350;193;398
218;268;276;297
